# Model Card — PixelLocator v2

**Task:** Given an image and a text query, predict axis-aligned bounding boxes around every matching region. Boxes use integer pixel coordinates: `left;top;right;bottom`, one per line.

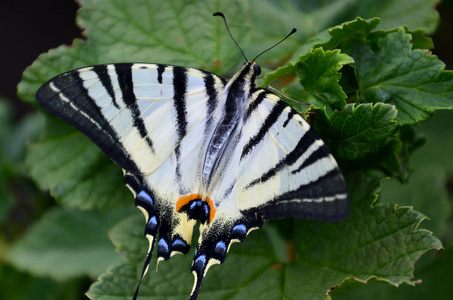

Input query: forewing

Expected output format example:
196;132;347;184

37;63;223;174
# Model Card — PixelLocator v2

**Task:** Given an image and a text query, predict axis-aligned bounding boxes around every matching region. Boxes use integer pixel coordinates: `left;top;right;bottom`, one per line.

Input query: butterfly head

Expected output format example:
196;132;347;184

252;63;262;76
230;61;263;90
240;61;261;76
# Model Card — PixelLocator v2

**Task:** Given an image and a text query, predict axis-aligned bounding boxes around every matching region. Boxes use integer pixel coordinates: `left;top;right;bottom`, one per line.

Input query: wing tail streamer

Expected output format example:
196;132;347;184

189;215;263;299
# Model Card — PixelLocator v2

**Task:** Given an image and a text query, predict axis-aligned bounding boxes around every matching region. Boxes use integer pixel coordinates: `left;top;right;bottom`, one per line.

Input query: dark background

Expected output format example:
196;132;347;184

1;0;453;119
1;1;81;120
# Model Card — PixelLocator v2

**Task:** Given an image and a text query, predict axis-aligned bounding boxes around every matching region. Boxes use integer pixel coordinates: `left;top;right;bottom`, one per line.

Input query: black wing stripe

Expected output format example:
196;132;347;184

290;144;331;174
92;65;120;109
157;64;166;84
115;64;156;154
172;66;188;139
172;66;188;191
279;168;346;200
203;72;219;132
245;126;318;188
244;90;269;121
241;100;287;159
282;109;296;128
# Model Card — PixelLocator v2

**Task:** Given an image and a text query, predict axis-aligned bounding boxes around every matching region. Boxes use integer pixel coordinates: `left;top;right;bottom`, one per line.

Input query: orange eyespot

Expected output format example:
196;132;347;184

176;194;217;223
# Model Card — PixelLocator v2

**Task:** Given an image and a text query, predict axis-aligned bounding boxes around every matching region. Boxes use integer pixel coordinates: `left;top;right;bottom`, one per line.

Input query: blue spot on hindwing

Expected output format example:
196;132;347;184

193;254;206;271
231;224;247;240
158;238;169;255
172;238;187;248
214;241;227;256
146;215;158;232
171;237;189;254
137;190;153;206
232;224;246;234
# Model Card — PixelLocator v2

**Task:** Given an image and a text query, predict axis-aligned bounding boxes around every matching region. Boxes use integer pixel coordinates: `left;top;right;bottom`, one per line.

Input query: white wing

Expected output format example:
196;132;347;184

235;90;348;219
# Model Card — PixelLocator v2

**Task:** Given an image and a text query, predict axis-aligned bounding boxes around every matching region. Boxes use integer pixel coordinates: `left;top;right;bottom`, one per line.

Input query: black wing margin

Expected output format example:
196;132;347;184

36;64;144;173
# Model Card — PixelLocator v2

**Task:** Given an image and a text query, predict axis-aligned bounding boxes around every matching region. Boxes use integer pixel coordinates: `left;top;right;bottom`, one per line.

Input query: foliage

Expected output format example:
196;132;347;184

1;0;452;299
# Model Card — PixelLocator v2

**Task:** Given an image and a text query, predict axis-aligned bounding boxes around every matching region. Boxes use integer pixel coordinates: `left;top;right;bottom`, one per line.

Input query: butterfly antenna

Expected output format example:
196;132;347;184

213;12;248;62
252;28;297;62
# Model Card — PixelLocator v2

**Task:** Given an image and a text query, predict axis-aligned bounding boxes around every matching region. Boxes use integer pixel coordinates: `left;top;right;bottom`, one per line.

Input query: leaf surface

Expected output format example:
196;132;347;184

7;207;134;279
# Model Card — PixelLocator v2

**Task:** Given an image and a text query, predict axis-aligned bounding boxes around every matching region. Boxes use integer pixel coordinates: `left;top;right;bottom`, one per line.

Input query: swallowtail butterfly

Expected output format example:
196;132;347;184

36;12;349;300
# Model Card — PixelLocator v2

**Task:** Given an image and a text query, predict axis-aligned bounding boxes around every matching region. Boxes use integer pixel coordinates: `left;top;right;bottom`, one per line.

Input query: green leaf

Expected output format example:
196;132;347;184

1;112;45;165
263;63;296;87
264;48;354;112
380;110;453;236
331;110;453;300
324;174;442;295
319;18;453;125
407;28;434;50
265;49;353;114
333;244;453;300
318;18;382;52
293;48;353;111
0;264;87;300
18;0;249;104
7;207;134;280
301;202;441;290
380;167;449;237
109;214;148;265
315;103;398;161
26;117;131;210
248;0;440;66
356;29;453;125
0;99;46;222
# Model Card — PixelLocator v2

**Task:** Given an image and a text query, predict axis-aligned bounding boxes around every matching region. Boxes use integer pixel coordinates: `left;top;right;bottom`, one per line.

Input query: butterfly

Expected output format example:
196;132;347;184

35;12;349;300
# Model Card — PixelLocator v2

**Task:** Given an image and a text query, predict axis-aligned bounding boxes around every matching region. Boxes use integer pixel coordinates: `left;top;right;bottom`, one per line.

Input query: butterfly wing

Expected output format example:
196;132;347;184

189;89;349;298
36;63;228;296
36;63;225;174
234;90;349;220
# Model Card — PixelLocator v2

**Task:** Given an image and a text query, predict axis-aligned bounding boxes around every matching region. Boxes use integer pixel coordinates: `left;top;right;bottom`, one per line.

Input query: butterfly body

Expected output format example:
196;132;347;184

36;60;348;299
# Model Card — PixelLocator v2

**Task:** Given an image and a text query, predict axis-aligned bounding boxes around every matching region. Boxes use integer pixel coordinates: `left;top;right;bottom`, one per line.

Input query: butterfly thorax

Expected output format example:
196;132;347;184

202;62;258;187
